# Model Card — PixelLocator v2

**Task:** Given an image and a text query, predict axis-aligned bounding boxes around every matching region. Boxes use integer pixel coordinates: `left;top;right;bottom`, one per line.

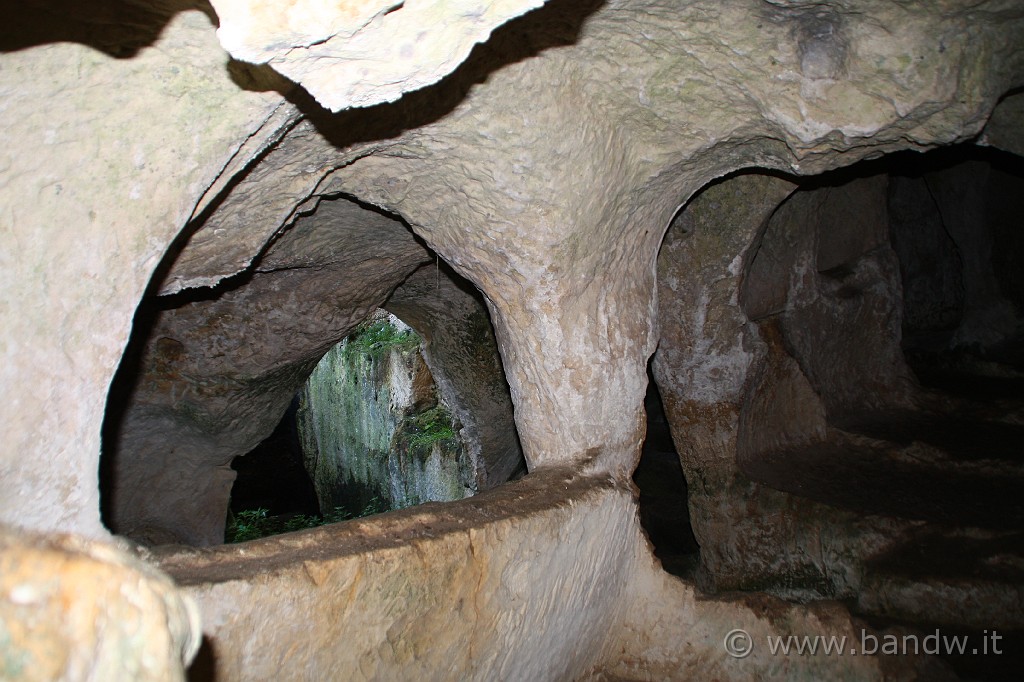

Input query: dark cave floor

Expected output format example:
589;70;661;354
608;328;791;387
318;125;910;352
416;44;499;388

739;353;1024;680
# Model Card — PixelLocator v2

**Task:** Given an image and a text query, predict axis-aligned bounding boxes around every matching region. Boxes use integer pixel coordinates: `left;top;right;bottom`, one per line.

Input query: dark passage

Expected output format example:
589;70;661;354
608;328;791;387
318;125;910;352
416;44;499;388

228;395;319;520
740;147;1024;528
730;146;1024;681
633;374;700;577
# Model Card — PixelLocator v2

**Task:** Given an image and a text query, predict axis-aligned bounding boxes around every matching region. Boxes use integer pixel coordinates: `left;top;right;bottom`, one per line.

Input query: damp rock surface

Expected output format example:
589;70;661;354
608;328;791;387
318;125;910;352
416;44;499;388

297;316;470;513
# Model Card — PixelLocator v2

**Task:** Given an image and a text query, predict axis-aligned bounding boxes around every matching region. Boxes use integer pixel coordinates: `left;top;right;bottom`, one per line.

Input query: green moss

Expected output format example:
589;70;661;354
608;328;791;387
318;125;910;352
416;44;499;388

342;319;420;360
297;313;467;513
224;497;388;543
403;405;458;457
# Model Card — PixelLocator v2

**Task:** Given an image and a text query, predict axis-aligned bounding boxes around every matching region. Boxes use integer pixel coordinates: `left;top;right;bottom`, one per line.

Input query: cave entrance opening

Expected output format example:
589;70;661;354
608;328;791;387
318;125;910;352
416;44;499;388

225;310;472;543
98;192;525;548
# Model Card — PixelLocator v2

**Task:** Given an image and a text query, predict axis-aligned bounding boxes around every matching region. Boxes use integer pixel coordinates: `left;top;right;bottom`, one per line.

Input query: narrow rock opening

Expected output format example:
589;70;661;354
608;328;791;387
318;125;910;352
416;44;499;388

633;365;700;577
227;395;320;529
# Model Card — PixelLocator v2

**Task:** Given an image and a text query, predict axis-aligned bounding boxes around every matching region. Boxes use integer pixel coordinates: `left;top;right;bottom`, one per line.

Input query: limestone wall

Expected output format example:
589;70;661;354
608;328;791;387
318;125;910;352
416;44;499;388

297;317;470;514
1;0;1022;678
0;5;287;538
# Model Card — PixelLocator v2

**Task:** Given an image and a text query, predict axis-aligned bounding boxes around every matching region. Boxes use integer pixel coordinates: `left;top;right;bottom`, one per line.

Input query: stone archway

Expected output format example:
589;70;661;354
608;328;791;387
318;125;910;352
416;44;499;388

101;194;523;546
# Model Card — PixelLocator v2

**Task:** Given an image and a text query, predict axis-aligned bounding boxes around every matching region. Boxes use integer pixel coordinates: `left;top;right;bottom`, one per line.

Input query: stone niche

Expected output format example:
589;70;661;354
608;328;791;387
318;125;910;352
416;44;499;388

2;0;1024;680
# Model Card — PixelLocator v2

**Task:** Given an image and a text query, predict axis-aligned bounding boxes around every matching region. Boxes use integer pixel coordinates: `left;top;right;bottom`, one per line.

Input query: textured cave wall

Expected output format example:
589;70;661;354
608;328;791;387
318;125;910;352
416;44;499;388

387;263;526;490
890;149;1024;359
654;149;1024;620
654;169;930;597
1;0;1023;677
104;197;430;546
109;196;523;546
741;173;918;419
318;0;1024;484
0;2;289;538
104;0;1024;498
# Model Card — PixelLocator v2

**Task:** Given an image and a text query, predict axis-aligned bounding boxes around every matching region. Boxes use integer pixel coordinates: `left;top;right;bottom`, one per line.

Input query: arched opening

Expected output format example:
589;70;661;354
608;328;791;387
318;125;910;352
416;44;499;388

735;142;1024;682
736;146;1024;530
653;148;1024;676
227;394;321;539
99;195;525;547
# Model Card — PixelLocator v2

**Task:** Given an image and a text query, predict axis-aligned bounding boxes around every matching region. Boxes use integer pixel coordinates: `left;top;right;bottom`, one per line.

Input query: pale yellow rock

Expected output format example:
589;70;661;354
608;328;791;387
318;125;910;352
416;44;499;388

210;0;551;110
0;525;200;682
0;8;287;538
157;470;942;681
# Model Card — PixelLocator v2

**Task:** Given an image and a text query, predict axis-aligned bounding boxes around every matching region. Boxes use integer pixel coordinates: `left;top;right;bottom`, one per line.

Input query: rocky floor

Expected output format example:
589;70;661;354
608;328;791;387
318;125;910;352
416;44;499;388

737;356;1024;680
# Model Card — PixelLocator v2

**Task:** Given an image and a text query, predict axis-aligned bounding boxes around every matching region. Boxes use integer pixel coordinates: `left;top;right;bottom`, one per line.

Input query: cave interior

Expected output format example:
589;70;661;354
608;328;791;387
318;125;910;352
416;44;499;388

2;1;1024;680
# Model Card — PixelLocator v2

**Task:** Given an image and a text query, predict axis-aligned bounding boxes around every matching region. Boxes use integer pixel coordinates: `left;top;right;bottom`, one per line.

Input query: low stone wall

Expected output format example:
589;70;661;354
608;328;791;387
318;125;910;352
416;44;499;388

155;470;941;681
158;470;635;681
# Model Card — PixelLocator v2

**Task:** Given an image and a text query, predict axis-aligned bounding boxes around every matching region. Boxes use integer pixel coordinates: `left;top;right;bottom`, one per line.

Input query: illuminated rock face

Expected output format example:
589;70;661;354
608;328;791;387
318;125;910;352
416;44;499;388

208;0;551;110
0;0;1023;679
0;525;200;681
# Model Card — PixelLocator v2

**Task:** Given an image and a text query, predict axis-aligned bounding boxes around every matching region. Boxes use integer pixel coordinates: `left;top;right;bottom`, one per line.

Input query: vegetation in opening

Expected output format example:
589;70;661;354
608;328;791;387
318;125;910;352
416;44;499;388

343;318;420;359
225;497;388;543
405;405;458;453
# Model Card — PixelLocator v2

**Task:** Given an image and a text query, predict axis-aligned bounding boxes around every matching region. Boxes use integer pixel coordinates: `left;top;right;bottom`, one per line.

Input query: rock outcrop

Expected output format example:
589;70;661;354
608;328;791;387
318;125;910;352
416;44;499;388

208;0;551;110
0;525;199;681
296;314;471;513
387;263;526;489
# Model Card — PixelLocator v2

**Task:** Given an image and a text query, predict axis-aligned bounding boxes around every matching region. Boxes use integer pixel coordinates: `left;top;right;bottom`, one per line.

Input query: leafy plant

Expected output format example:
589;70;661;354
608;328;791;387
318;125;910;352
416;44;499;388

406;405;457;452
225;496;391;543
344;319;420;359
225;507;271;543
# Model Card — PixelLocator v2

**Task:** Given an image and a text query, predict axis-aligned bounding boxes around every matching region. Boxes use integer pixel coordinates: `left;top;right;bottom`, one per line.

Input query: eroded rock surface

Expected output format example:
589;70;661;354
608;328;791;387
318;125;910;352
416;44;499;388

655;155;1024;631
0;525;200;681
0;3;286;538
387;263;526;489
109;194;523;545
209;0;551;110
